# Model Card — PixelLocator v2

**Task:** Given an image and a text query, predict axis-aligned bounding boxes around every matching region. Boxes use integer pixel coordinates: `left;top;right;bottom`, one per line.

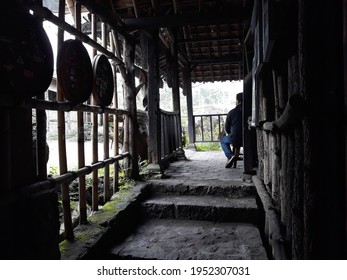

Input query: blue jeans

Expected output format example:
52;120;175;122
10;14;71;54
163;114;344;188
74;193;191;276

220;135;233;159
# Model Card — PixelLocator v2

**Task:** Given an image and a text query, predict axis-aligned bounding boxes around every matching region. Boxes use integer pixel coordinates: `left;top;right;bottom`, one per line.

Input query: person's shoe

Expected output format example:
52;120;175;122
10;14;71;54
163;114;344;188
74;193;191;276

225;156;235;168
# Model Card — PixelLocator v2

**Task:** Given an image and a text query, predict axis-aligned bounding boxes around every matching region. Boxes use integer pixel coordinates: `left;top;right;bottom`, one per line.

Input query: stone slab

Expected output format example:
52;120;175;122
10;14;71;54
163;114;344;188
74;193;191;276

110;218;268;260
142;194;258;223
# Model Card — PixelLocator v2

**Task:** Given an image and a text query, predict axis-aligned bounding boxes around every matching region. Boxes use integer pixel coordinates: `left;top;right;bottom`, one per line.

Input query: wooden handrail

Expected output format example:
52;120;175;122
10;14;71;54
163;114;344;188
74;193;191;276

20;153;130;197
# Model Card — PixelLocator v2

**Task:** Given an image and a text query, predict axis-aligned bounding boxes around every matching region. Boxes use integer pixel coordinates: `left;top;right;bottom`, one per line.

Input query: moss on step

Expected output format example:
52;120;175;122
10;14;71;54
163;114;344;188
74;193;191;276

59;182;147;259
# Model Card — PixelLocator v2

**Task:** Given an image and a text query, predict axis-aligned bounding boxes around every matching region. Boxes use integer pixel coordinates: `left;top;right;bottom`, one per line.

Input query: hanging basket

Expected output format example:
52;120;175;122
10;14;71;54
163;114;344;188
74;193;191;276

57;39;93;104
0;9;54;100
92;54;114;107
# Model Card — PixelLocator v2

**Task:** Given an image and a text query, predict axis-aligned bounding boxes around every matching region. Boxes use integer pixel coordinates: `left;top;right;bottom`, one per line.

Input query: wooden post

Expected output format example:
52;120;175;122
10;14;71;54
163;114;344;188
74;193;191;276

91;13;99;212
110;33;119;193
243;73;257;174
101;22;111;200
343;0;347;260
34;0;48;180
147;29;161;166
57;0;73;240
292;122;304;259
75;1;87;224
171;29;185;157
123;39;140;179
184;63;194;145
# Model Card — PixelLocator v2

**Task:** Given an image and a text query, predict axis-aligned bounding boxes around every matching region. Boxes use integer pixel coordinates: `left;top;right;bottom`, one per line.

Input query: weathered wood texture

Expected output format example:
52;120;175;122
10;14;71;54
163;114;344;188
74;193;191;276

147;29;160;164
123;40;140;179
57;0;73;241
255;0;345;260
253;176;287;259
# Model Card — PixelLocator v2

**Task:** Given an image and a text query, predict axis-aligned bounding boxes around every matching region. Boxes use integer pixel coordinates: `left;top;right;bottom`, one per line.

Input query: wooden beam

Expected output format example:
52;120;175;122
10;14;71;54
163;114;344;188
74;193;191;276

173;0;179;14
190;55;242;65
123;9;248;28
132;0;139;18
177;37;240;44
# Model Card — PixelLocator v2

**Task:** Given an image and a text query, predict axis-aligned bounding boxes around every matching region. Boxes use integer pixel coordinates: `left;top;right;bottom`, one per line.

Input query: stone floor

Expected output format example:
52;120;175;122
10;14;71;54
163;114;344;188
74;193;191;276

105;149;268;260
110;219;267;260
165;148;246;182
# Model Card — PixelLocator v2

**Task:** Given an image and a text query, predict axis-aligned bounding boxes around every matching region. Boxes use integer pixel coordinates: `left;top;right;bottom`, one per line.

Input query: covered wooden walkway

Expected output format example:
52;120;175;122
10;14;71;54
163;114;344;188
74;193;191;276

61;149;268;260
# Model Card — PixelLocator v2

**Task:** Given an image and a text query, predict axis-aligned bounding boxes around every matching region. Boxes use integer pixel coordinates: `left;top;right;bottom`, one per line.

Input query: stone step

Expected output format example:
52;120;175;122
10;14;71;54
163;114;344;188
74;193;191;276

146;179;256;198
141;194;259;224
109;218;268;260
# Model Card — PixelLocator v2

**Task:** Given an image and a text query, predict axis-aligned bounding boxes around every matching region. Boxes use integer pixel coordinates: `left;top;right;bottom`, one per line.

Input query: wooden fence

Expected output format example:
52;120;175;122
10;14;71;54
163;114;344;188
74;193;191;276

21;0;132;241
193;113;227;143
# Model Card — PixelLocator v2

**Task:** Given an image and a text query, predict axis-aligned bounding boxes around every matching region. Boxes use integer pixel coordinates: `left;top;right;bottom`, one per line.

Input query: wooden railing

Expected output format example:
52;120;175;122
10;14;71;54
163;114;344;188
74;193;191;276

159;109;182;163
20;1;133;241
193;113;227;142
22;99;130;241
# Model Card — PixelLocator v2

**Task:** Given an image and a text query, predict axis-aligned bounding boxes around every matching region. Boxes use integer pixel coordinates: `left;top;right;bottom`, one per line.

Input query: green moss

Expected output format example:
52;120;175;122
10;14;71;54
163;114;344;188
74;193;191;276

59;239;69;254
195;142;221;151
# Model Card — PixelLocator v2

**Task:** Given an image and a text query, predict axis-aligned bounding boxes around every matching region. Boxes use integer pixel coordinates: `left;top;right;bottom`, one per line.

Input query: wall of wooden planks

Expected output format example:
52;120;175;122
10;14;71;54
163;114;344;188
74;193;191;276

252;0;346;259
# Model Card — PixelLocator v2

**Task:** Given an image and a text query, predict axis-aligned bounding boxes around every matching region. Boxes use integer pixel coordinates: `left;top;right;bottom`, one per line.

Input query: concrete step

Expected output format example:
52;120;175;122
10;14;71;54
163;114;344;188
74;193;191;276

146;179;256;198
109;218;268;260
141;194;259;224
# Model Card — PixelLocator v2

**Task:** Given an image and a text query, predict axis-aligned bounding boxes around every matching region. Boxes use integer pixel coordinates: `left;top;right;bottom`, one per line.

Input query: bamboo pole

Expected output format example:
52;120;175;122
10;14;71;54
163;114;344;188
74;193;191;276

253;176;287;260
91;13;99;211
74;1;88;224
102;22;110;201
34;0;48;181
20;153;130;198
110;32;120;193
22;99;129;115
57;0;74;241
27;2;123;65
123;39;140;179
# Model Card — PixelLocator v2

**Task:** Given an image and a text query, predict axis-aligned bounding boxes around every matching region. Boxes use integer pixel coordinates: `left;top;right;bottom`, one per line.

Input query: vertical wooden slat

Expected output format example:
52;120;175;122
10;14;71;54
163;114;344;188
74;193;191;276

209;115;213;141
201;116;204;141
91;13;99;211
34;0;47;180
109;32;119;193
102;22;110;201
123;39;140;179
75;1;87;224
184;63;194;144
57;0;73;240
147;29;161;166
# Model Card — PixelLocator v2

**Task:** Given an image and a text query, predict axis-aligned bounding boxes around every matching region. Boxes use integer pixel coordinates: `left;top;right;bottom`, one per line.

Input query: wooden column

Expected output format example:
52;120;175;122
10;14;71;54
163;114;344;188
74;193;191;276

343;0;347;259
123;39;140;179
184;63;194;144
171;29;185;157
147;29;161;165
101;22;110;200
75;0;87;224
57;0;73;240
91;13;99;211
243;73;257;174
110;33;119;193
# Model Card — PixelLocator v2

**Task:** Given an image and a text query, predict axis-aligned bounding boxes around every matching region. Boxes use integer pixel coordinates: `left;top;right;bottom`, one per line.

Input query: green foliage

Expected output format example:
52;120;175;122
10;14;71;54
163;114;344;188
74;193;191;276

49;166;59;176
195;142;221;151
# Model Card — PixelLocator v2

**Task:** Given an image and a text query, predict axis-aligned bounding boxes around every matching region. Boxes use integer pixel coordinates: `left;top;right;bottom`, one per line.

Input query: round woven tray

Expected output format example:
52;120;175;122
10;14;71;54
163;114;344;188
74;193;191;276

57;39;93;104
92;54;114;107
0;10;54;99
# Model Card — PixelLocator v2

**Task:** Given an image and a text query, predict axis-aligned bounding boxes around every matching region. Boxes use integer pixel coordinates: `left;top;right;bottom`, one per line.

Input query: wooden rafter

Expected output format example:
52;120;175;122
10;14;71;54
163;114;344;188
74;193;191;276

132;0;139;18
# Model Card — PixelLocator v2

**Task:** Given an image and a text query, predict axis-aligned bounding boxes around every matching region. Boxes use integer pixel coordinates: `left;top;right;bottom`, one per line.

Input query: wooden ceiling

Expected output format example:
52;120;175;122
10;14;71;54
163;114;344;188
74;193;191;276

78;0;254;84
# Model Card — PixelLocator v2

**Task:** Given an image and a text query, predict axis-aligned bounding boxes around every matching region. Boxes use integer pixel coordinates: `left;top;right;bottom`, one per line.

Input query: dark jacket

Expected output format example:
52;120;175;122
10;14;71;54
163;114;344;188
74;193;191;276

225;104;242;147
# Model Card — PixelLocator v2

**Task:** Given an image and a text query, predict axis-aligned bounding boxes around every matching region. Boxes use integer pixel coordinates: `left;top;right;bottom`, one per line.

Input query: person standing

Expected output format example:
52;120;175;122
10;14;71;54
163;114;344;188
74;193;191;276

220;92;242;168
